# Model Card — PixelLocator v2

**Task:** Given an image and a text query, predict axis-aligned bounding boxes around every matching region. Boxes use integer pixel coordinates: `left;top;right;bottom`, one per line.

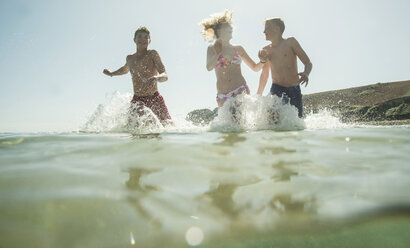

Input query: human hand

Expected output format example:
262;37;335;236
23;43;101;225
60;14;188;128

258;49;268;62
214;39;222;55
146;76;158;84
103;69;113;77
298;72;309;86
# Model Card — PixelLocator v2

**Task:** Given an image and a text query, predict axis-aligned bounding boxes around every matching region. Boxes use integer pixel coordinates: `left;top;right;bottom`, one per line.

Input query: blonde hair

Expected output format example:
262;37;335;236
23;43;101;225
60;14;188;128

134;26;150;39
264;18;285;34
199;10;233;42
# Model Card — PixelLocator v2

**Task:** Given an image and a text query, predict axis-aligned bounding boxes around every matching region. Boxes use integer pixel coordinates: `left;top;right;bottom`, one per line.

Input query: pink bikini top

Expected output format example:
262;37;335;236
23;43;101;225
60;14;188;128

215;49;242;68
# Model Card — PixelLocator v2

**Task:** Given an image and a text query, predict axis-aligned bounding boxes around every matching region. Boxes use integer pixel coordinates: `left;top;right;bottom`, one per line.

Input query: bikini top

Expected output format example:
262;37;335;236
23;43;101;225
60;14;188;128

215;48;242;68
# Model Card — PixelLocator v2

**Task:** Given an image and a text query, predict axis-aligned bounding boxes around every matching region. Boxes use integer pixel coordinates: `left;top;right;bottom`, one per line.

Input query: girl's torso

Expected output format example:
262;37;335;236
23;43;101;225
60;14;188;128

214;45;247;94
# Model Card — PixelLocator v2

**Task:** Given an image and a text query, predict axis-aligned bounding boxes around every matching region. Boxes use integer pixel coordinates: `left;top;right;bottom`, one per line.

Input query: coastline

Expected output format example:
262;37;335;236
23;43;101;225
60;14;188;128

187;80;410;126
303;80;410;124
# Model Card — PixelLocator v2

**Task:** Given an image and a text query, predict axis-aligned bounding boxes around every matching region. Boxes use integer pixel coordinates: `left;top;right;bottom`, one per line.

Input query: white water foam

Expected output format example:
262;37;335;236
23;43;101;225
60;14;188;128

82;92;349;134
82;91;165;134
210;94;305;132
82;91;132;133
304;108;350;130
81;91;205;134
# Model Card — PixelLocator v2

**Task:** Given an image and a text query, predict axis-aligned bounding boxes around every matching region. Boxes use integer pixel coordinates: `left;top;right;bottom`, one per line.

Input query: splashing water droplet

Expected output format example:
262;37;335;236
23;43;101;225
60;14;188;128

185;226;204;247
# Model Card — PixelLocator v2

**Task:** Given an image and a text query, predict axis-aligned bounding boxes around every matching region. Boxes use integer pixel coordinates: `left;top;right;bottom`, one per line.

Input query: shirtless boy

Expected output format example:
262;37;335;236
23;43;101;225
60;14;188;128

257;18;312;118
103;27;172;126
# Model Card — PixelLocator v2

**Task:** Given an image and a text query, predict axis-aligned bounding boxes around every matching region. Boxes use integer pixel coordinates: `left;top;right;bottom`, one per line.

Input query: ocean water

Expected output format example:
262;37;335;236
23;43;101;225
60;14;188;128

1;93;410;248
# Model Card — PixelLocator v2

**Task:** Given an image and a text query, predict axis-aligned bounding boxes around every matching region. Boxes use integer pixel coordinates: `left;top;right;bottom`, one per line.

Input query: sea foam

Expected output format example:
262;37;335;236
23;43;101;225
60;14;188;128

82;91;349;134
210;94;305;132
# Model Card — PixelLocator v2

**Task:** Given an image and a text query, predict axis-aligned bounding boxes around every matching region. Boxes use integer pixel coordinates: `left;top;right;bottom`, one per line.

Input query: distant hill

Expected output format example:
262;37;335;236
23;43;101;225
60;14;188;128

303;80;410;123
186;80;410;125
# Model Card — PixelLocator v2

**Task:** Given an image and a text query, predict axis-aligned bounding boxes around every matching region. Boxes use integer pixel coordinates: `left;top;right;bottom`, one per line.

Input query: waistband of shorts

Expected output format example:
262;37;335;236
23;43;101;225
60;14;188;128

272;83;300;89
133;91;159;99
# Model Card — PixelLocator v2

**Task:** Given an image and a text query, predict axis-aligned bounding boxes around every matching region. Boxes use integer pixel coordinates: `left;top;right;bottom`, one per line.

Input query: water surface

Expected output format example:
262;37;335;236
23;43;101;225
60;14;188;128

1;124;409;248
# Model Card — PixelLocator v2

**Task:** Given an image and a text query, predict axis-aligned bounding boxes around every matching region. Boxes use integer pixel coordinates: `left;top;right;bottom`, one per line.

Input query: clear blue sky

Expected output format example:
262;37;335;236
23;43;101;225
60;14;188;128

0;0;409;132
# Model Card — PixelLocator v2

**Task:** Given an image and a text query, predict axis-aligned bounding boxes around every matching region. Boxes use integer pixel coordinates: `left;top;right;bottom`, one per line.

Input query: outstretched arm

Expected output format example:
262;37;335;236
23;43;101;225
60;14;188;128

238;46;264;72
290;37;312;86
257;62;270;95
103;58;129;77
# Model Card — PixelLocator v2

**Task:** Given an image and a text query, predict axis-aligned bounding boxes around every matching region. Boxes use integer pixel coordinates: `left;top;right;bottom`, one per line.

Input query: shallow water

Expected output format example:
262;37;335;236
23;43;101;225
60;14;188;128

1;94;410;247
1;124;410;248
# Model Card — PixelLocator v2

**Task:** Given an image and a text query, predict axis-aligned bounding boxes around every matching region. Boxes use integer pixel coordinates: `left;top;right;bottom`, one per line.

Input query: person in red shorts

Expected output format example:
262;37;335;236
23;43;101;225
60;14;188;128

103;26;172;127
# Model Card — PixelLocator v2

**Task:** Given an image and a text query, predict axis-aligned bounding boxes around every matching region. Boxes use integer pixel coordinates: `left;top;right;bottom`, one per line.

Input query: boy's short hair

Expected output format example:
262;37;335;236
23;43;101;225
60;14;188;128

134;26;150;39
265;18;285;34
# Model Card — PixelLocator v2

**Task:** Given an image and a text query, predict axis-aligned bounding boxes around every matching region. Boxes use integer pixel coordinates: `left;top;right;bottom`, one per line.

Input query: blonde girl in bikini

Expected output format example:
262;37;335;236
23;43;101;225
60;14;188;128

200;10;265;107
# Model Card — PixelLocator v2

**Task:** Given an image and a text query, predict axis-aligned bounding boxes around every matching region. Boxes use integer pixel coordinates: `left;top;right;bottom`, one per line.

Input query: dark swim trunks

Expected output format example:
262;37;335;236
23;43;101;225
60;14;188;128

270;84;303;118
130;92;172;125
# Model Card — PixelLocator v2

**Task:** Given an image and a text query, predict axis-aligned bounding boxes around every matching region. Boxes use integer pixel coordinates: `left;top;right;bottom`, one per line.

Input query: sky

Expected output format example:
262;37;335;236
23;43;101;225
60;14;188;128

0;0;409;132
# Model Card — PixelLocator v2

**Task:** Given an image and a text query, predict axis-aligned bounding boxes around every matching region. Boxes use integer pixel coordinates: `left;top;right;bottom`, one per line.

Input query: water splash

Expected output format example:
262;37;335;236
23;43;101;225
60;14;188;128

210;94;305;132
304;108;350;130
81;92;349;134
81;92;206;134
82;91;131;133
81;91;167;134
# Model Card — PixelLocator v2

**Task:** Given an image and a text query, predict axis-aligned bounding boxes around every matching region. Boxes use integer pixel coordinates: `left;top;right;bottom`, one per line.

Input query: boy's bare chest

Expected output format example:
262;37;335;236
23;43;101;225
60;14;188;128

127;54;154;72
269;44;294;62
